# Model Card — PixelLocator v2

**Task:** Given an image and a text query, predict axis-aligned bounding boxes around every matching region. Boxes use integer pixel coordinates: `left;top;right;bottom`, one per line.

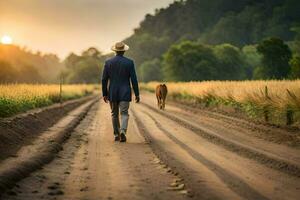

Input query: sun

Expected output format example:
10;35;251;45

1;35;13;44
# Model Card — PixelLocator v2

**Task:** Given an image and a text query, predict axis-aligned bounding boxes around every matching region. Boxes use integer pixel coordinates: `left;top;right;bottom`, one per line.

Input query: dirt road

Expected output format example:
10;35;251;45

2;92;300;200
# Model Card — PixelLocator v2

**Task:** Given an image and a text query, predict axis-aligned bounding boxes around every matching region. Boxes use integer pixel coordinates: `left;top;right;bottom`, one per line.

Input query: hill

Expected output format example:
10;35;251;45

0;44;63;83
124;0;300;81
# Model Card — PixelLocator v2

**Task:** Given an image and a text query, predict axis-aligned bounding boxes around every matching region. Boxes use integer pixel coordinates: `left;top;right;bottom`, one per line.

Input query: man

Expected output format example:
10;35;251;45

102;42;140;142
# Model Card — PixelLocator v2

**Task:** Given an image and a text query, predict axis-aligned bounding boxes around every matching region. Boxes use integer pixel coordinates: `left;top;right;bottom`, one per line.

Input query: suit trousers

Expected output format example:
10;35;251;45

110;101;130;136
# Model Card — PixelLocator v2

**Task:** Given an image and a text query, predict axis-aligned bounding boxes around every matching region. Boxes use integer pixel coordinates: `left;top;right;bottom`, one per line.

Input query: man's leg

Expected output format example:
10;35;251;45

119;101;129;142
110;102;120;139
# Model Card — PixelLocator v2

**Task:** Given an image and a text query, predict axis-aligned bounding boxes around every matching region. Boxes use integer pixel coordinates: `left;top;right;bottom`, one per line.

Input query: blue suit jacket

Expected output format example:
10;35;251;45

102;55;139;102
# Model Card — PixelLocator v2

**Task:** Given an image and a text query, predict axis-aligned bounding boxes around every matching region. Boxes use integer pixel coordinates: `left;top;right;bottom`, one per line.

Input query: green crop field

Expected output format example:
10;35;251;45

0;84;96;117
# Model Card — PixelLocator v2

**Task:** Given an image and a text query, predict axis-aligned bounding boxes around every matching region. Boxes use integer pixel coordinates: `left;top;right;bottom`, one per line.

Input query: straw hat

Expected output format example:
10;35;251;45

111;42;129;52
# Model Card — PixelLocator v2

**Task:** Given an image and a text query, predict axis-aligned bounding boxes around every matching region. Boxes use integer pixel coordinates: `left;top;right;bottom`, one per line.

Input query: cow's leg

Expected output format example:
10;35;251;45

156;96;160;108
159;98;162;110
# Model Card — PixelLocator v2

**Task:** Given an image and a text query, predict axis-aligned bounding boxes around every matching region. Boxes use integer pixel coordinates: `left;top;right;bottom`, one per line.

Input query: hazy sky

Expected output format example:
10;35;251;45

0;0;174;58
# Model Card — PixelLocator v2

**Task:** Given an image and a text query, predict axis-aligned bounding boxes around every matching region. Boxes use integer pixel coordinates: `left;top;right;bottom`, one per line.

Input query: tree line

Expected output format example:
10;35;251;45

62;47;111;83
0;44;63;83
1;0;299;83
2;36;298;84
0;45;110;84
143;36;299;82
124;0;300;81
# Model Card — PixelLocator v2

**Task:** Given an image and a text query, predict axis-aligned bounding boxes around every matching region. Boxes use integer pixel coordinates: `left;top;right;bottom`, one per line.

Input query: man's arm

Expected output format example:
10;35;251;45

129;61;140;102
101;62;109;102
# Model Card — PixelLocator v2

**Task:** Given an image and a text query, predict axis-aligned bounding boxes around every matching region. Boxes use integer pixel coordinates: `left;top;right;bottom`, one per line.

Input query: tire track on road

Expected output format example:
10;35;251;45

0;98;98;196
132;108;270;200
140;102;300;178
131;109;223;200
145;112;271;200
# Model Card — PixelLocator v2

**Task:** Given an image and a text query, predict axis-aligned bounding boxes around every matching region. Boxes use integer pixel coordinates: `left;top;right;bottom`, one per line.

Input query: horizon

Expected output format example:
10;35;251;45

0;0;174;59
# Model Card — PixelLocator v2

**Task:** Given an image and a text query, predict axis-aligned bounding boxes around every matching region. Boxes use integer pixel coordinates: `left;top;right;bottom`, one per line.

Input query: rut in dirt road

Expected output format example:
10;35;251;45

143;111;269;200
2;92;300;200
140;101;300;177
130;92;300;200
2;101;190;200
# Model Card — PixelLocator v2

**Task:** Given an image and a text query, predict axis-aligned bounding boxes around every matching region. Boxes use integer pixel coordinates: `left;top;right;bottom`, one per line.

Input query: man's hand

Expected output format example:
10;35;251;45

103;96;109;103
135;96;140;103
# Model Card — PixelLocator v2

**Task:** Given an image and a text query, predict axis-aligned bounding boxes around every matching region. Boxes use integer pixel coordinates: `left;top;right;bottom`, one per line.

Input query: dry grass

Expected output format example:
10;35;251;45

142;80;300;109
0;84;96;117
141;80;300;125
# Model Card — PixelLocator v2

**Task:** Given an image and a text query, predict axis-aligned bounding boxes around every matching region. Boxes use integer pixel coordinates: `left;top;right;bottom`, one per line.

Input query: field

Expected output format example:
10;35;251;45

141;80;300;126
0;84;96;117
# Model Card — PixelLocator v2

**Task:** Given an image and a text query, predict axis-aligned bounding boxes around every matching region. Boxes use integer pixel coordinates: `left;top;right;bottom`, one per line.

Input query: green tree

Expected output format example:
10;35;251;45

0;44;63;83
125;33;171;67
213;44;246;80
202;5;266;46
256;37;292;79
64;53;81;70
0;60;18;83
288;24;300;79
163;41;219;81
18;65;42;83
289;55;300;79
66;60;99;83
124;0;300;69
64;47;105;83
242;45;262;79
290;25;300;55
139;58;163;82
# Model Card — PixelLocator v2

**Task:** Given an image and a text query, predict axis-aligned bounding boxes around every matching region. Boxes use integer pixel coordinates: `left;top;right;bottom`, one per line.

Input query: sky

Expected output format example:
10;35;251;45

0;0;174;58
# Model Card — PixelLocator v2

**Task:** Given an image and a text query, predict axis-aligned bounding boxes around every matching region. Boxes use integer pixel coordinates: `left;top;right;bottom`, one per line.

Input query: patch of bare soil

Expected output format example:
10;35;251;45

0;98;97;195
0;95;96;161
169;96;300;146
2;92;299;200
130;93;300;200
2;101;191;200
140;101;300;177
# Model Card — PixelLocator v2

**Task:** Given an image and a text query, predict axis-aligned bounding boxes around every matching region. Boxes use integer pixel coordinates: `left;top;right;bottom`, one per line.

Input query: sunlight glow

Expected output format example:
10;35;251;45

1;35;13;44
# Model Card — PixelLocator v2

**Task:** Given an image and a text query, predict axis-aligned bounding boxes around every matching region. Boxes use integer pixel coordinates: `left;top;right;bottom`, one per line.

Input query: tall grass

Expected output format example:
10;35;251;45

0;84;96;117
141;80;300;125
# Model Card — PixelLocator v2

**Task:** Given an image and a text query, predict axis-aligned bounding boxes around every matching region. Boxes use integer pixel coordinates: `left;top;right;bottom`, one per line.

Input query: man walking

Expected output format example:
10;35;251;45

102;42;140;142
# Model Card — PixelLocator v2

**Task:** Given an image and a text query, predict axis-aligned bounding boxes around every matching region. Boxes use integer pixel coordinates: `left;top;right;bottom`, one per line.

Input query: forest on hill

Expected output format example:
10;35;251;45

124;0;300;81
0;45;63;83
1;0;299;84
0;44;109;84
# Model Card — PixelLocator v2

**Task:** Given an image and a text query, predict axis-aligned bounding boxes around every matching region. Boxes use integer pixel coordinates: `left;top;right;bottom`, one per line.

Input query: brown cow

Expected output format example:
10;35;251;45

156;84;168;110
